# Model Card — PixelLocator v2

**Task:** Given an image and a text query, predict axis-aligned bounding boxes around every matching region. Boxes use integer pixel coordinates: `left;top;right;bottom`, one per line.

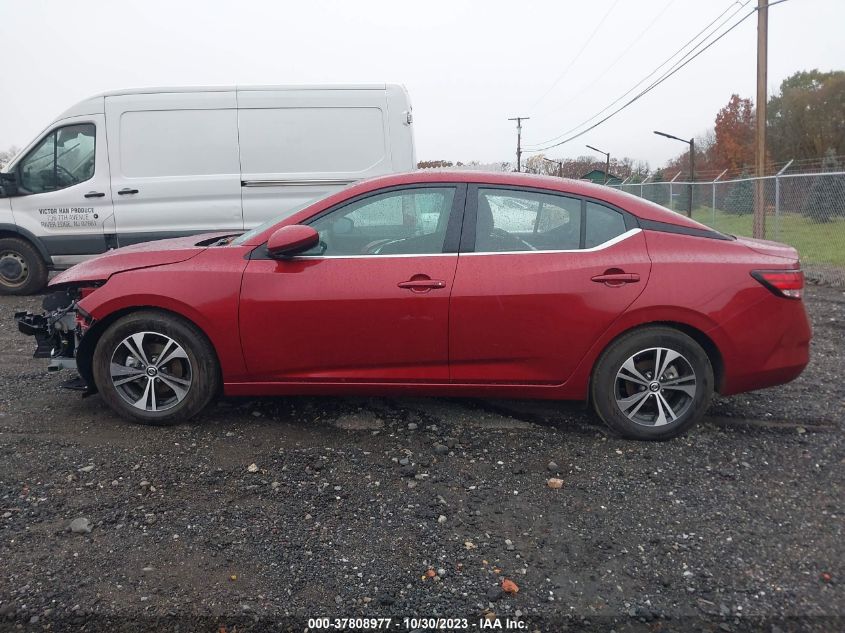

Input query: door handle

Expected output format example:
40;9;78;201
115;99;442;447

84;191;105;198
398;279;446;291
117;188;139;195
591;272;640;285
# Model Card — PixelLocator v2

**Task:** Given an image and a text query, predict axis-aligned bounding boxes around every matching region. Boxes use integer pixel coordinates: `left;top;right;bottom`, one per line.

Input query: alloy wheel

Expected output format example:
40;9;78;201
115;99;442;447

110;332;193;412
614;347;697;427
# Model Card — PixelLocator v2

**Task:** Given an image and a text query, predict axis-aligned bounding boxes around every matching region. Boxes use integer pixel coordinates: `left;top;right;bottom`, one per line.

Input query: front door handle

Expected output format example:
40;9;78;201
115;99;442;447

84;191;105;198
117;188;139;195
591;272;640;286
398;278;446;292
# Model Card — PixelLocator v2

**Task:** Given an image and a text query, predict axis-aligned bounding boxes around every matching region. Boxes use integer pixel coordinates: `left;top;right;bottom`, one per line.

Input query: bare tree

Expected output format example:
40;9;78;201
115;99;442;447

0;146;20;170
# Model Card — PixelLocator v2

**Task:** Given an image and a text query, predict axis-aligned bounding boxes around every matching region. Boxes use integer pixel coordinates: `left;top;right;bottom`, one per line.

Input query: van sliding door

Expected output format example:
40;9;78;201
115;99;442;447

105;91;243;246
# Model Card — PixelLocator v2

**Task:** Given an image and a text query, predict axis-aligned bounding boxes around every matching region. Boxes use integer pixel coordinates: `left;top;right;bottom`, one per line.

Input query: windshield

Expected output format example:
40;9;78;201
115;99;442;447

230;198;320;246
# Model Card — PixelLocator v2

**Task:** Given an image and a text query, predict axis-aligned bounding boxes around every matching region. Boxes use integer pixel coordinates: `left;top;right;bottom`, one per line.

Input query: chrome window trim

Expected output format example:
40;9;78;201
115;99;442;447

286;228;641;260
461;227;642;256
290;252;458;260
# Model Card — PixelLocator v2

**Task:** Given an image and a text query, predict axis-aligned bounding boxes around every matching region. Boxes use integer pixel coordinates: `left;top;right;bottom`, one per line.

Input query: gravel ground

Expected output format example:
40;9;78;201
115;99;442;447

0;286;842;632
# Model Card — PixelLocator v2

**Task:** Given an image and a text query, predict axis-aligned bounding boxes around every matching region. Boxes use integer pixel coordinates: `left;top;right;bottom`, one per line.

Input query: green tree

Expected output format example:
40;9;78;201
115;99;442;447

723;172;754;215
802;150;845;222
768;70;845;162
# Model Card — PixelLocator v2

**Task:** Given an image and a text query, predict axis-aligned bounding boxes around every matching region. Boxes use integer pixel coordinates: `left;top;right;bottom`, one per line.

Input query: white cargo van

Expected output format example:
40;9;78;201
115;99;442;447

0;84;415;294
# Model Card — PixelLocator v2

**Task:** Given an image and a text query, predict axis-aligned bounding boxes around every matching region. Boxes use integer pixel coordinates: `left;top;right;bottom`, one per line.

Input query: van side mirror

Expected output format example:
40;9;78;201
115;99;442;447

266;225;320;258
0;172;19;197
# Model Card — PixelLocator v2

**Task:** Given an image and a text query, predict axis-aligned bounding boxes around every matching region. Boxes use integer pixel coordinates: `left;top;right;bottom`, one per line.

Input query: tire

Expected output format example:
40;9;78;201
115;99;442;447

0;237;48;295
590;327;714;440
92;311;220;425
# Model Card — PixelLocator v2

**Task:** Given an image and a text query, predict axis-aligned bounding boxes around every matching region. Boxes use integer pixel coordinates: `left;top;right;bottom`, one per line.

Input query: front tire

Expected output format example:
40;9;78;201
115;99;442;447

0;237;48;295
92;311;220;425
590;327;714;440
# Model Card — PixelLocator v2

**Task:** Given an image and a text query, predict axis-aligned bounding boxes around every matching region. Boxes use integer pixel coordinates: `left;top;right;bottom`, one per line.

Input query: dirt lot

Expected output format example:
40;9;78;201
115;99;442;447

0;286;843;632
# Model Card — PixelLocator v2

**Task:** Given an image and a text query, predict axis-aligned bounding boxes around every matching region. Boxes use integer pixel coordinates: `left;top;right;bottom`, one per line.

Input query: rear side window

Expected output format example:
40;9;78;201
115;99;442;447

585;201;627;248
238;107;385;175
118;109;240;177
18;124;96;193
475;188;582;252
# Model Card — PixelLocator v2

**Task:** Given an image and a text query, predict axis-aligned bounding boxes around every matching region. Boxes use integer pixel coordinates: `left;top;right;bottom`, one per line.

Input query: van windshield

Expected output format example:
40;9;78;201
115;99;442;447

230;198;320;246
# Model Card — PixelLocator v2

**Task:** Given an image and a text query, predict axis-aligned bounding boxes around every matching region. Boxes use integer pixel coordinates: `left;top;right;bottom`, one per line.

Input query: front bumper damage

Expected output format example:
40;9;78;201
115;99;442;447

15;289;95;393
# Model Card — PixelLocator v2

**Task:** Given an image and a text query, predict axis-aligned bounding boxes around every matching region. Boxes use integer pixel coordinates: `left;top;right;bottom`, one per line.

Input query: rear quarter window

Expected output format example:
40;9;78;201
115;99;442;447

585;201;627;248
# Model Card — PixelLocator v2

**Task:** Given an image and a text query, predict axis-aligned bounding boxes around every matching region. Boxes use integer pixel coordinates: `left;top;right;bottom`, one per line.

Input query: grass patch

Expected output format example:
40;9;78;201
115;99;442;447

690;208;845;267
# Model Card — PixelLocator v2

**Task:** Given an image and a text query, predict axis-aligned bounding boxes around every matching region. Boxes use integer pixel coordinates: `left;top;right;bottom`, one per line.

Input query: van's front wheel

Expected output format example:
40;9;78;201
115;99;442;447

0;237;48;295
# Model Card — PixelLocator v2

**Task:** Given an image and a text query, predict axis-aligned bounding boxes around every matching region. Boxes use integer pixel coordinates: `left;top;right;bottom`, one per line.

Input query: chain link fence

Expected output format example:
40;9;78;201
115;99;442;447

611;171;845;286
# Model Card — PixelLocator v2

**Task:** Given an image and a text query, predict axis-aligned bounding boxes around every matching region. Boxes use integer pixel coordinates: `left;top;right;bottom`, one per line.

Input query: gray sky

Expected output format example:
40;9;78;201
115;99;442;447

1;0;842;168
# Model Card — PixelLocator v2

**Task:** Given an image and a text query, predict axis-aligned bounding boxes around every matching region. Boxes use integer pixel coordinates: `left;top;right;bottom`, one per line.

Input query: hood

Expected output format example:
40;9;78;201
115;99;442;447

734;236;800;263
49;232;230;288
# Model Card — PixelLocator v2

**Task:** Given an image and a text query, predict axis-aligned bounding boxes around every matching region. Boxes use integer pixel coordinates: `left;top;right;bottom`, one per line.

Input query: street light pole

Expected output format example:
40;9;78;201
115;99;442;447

508;117;530;172
585;145;610;185
654;130;695;217
543;157;563;177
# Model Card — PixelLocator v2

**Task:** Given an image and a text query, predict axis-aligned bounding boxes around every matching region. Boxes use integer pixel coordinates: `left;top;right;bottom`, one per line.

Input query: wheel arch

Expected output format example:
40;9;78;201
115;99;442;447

0;224;53;266
77;306;223;393
587;320;725;401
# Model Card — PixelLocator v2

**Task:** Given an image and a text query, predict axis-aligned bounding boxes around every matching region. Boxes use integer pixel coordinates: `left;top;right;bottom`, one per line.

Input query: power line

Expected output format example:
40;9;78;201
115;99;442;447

532;0;678;120
525;4;759;153
524;0;747;149
528;0;621;111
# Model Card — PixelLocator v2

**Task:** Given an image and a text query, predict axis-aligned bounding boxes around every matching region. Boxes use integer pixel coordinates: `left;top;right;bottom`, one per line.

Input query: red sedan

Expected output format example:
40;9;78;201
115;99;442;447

15;171;810;440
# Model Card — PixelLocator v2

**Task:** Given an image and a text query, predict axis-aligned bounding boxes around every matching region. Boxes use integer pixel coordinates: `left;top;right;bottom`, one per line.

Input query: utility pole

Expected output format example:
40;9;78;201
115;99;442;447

508;117;529;172
753;0;768;239
586;144;611;185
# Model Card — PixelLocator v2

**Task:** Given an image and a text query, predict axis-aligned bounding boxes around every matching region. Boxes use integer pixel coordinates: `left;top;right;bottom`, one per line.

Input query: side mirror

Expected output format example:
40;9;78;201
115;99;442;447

267;225;320;258
0;172;19;197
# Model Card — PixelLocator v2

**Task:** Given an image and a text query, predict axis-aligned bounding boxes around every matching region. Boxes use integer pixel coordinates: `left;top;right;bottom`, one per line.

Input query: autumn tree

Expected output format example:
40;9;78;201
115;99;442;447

712;94;755;172
768;69;845;162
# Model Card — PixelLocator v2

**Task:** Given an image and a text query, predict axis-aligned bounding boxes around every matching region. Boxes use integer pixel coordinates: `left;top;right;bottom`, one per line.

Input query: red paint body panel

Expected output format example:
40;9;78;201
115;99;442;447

239;255;458;382
449;230;651;384
49;170;811;404
77;247;251;379
51;233;232;287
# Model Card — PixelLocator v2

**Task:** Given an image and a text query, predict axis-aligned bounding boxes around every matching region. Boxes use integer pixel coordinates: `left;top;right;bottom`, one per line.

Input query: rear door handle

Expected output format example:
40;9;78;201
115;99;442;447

117;188;139;195
84;191;105;198
398;279;446;291
591;272;640;285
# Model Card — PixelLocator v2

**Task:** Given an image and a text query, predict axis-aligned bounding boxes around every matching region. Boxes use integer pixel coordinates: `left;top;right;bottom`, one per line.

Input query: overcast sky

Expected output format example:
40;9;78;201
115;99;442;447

1;0;842;168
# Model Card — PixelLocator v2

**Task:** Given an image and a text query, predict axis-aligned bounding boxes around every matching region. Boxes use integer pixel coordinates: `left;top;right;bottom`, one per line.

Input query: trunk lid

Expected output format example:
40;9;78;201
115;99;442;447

734;236;800;263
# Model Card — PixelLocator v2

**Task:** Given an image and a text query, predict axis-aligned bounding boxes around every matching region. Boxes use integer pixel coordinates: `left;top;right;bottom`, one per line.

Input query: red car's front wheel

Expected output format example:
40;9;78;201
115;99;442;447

591;327;714;440
92;311;220;425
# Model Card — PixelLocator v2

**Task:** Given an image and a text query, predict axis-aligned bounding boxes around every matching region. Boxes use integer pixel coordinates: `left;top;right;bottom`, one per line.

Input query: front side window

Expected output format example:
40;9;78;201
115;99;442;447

18;124;96;194
304;187;456;256
475;188;581;252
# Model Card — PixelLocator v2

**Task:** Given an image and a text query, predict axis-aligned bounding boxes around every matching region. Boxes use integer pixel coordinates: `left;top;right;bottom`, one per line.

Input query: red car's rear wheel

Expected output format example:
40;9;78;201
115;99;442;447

591;327;714;440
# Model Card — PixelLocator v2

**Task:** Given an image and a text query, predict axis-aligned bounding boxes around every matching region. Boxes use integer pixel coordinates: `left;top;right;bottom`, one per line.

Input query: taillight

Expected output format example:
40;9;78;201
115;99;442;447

751;269;804;299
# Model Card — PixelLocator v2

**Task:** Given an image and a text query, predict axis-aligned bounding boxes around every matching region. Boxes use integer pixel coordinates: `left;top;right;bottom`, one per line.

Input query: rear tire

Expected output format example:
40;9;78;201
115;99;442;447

92;311;220;425
590;327;713;440
0;237;48;295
